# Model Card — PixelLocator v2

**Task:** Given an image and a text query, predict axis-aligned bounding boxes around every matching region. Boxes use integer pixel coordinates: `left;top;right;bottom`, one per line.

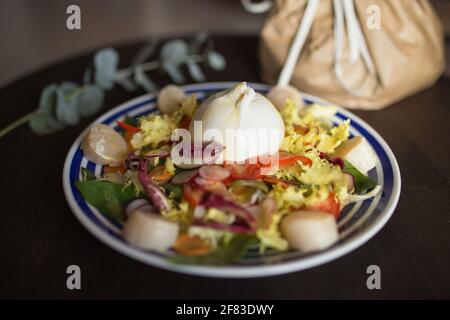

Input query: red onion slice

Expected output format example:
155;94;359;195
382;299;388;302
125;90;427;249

319;152;344;169
138;159;171;212
125;152;140;170
199;165;230;181
195;176;216;186
145;149;170;158
202;193;257;230
193;205;206;219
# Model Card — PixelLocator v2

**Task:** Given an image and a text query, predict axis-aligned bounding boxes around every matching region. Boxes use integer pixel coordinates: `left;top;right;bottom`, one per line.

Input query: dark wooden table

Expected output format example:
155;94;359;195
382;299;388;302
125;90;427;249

0;36;449;299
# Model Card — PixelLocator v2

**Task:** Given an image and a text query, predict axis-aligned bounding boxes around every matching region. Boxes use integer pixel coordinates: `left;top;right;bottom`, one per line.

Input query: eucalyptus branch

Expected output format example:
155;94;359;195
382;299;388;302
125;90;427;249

0;111;38;139
0;33;226;141
114;55;204;80
64;85;89;100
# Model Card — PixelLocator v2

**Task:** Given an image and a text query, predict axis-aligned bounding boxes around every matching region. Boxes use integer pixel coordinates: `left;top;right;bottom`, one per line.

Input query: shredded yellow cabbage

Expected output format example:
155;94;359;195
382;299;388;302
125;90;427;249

280;100;349;155
280;99;303;127
131;114;176;149
316;120;350;153
257;213;288;251
123;170;144;197
204;208;235;225
131;94;199;150
164;157;176;175
180;94;198;118
188;226;225;248
163;201;191;224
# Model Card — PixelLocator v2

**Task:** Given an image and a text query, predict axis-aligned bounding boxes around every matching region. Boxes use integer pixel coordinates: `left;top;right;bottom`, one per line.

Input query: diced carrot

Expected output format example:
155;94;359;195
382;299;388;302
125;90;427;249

262;176;291;188
103;164;126;174
172;234;211;256
149;165;173;184
293;124;309;135
183;184;204;207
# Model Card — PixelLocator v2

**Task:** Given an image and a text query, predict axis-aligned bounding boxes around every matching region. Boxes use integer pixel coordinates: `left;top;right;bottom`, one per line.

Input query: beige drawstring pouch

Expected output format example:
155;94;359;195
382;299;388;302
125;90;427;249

245;0;445;109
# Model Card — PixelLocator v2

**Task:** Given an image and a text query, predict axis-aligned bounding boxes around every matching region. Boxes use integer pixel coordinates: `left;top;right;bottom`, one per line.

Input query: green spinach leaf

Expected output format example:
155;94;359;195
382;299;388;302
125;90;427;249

343;160;377;194
80;167;97;181
76;180;137;221
162;183;183;202
122;115;138;127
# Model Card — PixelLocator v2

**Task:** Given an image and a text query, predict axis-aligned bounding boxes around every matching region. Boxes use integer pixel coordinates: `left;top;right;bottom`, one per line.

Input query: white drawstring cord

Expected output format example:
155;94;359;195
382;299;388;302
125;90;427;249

241;0;376;94
277;0;320;86
343;0;375;73
334;0;345;65
343;0;360;63
334;0;376;96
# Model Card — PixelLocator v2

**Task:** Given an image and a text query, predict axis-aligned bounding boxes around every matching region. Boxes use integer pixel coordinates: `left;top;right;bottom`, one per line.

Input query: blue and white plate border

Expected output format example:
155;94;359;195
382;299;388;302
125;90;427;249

63;82;401;278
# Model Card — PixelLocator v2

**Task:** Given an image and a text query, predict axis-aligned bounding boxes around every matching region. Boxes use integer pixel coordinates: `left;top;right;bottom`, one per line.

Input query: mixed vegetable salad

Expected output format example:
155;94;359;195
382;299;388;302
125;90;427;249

76;83;381;265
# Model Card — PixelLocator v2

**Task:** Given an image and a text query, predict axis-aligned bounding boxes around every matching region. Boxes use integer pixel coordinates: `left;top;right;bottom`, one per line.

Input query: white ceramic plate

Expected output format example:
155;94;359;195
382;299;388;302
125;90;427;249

63;82;401;278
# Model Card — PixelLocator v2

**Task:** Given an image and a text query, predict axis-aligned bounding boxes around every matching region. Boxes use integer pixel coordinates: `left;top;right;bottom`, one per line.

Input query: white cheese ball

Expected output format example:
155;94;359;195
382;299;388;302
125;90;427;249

190;82;285;163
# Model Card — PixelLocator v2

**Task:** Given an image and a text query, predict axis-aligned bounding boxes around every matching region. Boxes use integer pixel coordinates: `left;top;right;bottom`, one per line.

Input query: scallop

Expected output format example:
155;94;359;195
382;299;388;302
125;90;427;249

122;208;179;252
334;136;376;175
81;124;128;167
125;198;153;218
266;85;304;111
157;84;187;115
281;210;338;253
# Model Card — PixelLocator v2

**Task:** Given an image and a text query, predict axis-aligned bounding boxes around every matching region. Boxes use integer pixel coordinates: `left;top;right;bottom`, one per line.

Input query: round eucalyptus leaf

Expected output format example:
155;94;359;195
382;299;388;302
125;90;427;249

162;62;185;84
186;59;206;82
56;86;80;126
83;68;92;85
160;40;189;67
29;114;65;135
38;84;58;114
76;85;105;117
207;51;226;71
94;48;119;90
195;31;209;45
60;81;79;92
189;31;209;54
